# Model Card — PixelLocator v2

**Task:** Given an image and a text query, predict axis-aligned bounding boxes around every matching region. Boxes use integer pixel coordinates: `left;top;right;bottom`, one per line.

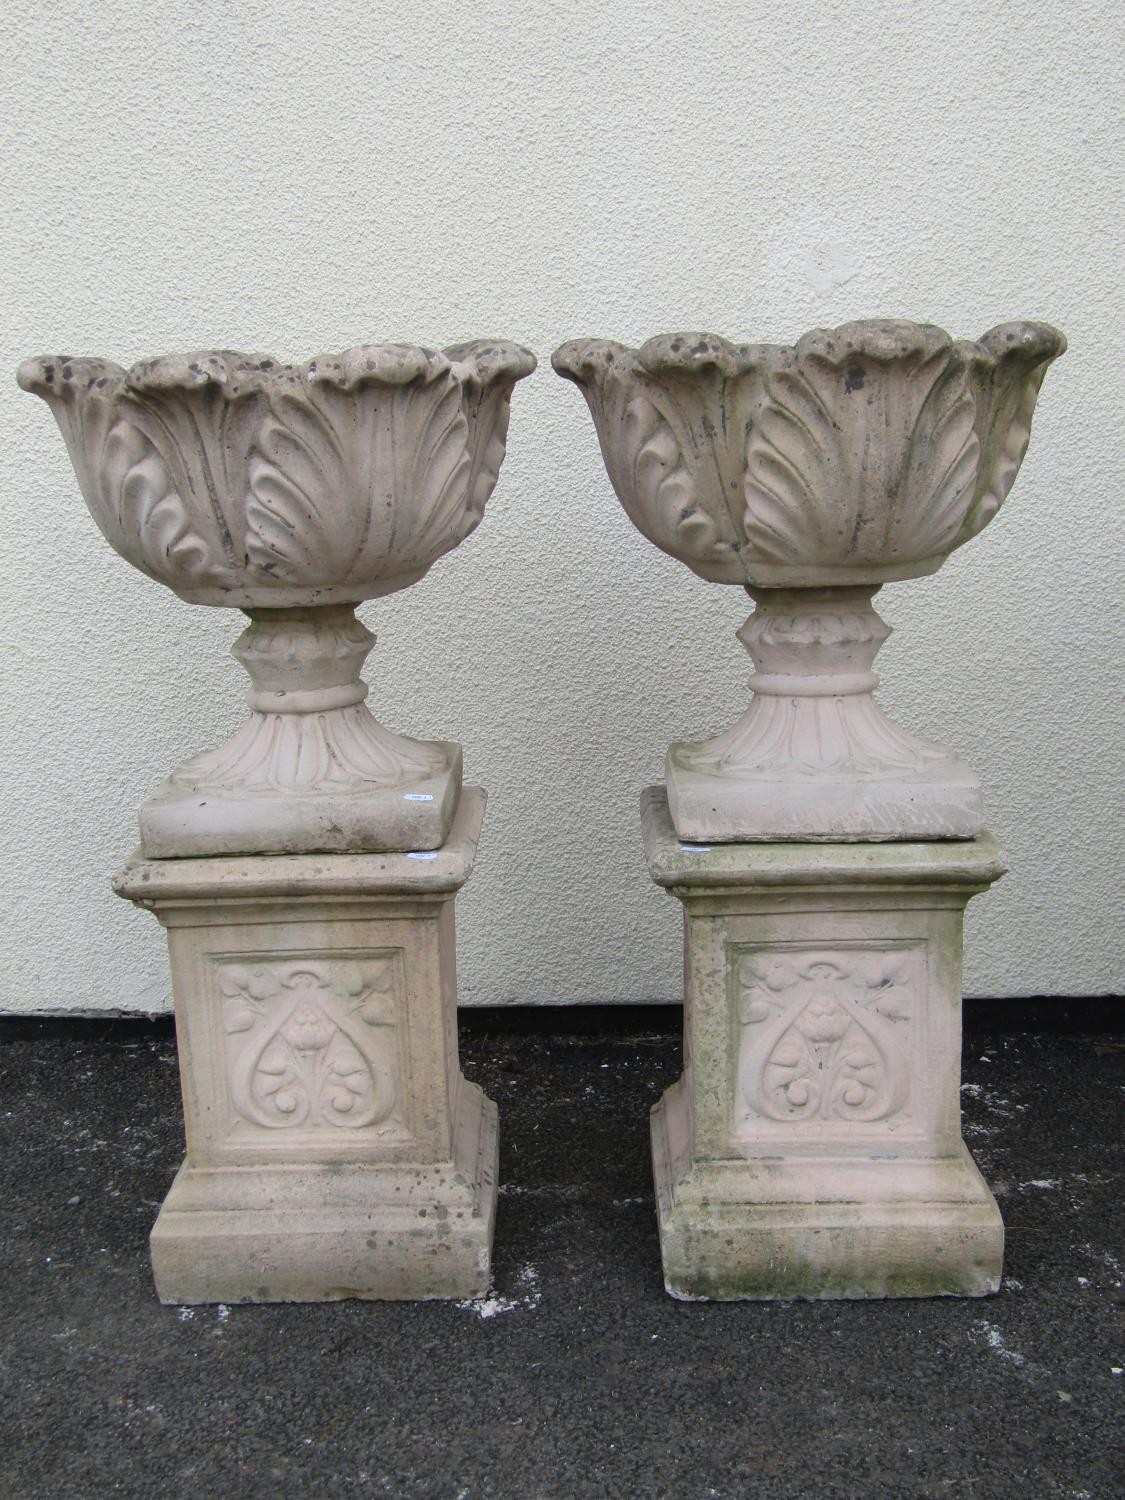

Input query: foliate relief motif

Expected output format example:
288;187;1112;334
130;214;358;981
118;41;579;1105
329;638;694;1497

551;338;753;583
221;958;400;1130
743;327;979;568
553;321;1063;586
741;320;1066;572
676;691;956;781
170;702;446;794
18;342;535;606
737;949;915;1124
244;372;473;588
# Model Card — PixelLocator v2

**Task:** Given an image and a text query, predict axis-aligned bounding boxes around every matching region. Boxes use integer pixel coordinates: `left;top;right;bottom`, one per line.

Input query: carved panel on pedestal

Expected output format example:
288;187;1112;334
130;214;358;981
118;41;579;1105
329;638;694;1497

735;945;919;1129
219;955;402;1133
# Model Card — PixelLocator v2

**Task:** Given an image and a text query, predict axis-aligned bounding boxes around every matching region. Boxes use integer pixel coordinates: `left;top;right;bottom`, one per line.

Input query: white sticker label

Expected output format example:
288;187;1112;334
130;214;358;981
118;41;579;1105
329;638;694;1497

678;844;712;853
407;851;438;861
403;792;434;802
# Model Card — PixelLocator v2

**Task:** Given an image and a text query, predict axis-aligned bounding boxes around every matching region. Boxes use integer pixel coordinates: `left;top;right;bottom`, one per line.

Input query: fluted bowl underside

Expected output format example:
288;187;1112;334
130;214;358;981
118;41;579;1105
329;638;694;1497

19;341;536;607
553;319;1065;587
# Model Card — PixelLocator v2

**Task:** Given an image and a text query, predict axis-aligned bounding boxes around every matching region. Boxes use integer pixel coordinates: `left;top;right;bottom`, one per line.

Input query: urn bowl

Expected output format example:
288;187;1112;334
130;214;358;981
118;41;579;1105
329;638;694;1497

553;319;1064;587
19;341;536;609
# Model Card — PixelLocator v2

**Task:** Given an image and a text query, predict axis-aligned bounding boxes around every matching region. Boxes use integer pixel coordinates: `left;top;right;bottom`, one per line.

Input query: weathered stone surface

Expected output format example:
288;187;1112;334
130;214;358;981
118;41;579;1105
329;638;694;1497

19;342;534;856
555;321;1063;841
115;787;497;1303
641;786;1007;1300
665;584;982;841
136;607;465;856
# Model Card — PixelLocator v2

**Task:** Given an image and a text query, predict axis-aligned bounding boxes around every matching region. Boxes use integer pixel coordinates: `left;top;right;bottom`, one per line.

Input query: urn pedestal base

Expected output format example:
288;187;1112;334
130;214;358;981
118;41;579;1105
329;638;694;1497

641;786;1005;1302
665;751;981;845
664;587;982;844
140;741;462;860
116;787;496;1304
136;607;464;859
149;1079;496;1304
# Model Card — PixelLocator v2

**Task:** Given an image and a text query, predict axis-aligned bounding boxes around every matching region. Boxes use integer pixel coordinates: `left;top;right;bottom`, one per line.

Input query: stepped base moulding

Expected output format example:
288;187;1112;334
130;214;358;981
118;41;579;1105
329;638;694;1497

115;787;496;1304
641;786;1006;1301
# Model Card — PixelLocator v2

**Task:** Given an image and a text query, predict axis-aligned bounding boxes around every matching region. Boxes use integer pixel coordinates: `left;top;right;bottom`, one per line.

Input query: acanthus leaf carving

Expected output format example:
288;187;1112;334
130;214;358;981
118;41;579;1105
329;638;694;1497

102;418;214;587
957;322;1067;544
21;342;534;609
627;396;723;560
245;391;355;582
552;340;749;583
172;700;445;793
679;689;954;781
743;332;983;570
392;375;475;565
244;370;474;592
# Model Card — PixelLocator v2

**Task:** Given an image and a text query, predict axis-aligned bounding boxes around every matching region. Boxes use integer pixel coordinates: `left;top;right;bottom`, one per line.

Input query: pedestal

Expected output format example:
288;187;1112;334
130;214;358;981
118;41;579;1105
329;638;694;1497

115;787;496;1304
641;786;1006;1301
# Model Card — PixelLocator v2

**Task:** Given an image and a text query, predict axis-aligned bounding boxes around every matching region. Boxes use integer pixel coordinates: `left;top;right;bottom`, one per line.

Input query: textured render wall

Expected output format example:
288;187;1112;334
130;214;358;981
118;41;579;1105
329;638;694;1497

1;0;1121;1012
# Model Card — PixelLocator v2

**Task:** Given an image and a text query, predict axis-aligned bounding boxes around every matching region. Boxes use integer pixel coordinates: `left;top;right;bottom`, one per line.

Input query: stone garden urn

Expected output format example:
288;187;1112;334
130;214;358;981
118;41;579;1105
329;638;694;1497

20;341;535;855
21;338;534;1304
554;320;1064;841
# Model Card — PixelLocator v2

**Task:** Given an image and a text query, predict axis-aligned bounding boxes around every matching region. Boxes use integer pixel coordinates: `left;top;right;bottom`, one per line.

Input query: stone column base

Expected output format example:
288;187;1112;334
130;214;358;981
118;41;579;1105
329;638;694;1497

150;1079;496;1303
116;787;496;1304
652;1079;1001;1300
641;785;1007;1302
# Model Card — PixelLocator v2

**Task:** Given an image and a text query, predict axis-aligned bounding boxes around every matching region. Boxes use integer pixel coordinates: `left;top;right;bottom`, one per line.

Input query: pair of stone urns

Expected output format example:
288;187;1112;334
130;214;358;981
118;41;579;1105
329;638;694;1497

20;316;1065;1305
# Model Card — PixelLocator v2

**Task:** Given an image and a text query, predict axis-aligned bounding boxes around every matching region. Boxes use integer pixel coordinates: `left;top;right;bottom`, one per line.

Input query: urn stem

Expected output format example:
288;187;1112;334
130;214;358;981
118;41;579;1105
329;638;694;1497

136;601;462;857
740;586;888;700
234;604;376;715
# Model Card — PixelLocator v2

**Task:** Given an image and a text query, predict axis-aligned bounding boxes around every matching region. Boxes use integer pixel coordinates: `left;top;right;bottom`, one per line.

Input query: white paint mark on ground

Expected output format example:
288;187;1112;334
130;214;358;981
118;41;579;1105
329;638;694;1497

1022;1179;1061;1190
975;1320;1027;1366
457;1262;542;1319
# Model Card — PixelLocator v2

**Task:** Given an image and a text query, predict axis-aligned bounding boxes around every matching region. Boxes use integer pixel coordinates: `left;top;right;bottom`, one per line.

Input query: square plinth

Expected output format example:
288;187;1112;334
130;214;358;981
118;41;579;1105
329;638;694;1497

139;742;462;858
666;745;982;842
150;1079;496;1304
641;785;1007;1301
116;786;496;1304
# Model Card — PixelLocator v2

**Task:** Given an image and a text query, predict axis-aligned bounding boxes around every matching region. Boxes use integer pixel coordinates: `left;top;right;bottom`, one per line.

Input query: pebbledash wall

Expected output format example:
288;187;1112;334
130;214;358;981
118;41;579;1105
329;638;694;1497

1;0;1121;1013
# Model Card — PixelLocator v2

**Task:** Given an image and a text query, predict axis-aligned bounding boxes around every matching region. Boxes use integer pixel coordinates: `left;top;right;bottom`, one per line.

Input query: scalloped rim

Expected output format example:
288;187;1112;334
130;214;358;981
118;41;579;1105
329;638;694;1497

552;319;1066;381
19;340;537;401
